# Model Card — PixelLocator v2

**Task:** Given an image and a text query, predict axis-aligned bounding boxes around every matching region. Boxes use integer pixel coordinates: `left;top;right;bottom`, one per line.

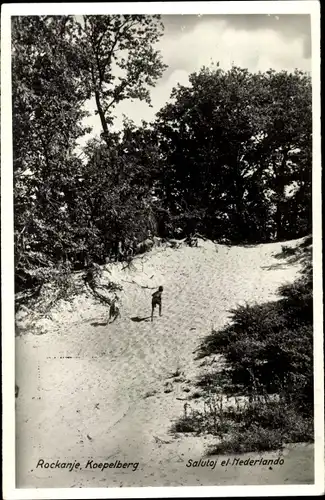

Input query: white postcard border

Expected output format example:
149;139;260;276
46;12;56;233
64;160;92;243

1;2;323;498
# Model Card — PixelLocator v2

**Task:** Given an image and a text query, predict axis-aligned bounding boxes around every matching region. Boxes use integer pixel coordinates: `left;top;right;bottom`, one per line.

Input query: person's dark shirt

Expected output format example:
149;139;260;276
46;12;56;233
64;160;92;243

152;290;162;303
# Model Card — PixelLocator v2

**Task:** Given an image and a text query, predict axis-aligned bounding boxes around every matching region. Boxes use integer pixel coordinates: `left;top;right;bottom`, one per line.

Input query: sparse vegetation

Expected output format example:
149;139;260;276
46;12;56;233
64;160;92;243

190;391;203;400
144;390;158;399
174;376;186;383
15;262;85;329
169;360;183;378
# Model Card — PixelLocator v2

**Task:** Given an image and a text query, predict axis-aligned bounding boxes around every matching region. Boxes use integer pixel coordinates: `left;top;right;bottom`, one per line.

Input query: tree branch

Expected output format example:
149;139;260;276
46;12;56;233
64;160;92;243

93;18;130;84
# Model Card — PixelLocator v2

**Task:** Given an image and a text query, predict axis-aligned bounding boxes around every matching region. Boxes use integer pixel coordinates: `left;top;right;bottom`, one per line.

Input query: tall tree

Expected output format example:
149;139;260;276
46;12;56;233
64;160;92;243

155;66;264;239
155;65;312;242
76;15;167;146
80;119;162;262
12;16;90;291
248;69;312;240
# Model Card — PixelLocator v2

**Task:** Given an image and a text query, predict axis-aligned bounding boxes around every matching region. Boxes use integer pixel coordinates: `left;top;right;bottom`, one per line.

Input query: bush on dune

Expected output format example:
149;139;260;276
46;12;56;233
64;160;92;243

206;397;313;455
175;237;313;453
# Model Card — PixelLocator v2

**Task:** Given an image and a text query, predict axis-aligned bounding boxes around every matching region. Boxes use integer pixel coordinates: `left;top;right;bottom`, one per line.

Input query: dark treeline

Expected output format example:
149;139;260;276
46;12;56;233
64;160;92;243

12;15;312;294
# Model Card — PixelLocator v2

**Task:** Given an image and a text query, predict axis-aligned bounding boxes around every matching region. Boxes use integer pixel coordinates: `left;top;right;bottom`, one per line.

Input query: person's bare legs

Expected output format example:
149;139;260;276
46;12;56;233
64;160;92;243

111;310;119;322
159;303;162;317
151;303;155;321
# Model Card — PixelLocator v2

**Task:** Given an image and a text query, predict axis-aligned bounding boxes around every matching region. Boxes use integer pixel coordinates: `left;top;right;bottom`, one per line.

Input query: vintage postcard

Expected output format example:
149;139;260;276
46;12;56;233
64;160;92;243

1;1;323;498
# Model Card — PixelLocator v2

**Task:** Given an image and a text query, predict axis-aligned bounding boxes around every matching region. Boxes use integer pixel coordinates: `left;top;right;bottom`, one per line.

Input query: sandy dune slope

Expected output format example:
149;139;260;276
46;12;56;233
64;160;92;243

15;238;314;487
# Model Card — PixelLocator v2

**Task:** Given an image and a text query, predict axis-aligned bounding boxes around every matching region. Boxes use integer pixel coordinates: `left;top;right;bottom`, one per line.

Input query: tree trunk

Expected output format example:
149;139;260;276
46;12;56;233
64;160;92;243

233;155;245;240
275;199;283;241
95;89;110;147
274;150;288;241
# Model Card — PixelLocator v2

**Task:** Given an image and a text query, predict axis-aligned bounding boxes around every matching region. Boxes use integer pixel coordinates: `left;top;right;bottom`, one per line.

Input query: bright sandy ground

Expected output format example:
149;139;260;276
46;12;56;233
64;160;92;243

15;238;314;487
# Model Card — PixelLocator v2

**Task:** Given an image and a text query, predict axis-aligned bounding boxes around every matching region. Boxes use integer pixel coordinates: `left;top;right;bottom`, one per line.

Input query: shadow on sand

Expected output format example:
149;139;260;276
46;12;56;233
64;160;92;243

262;236;312;271
261;263;289;271
130;316;151;323
90;321;108;327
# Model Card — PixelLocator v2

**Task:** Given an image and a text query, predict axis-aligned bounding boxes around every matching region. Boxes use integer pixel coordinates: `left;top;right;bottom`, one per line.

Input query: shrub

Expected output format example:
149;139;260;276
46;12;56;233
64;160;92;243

207;426;285;455
171;411;204;434
174;239;313;453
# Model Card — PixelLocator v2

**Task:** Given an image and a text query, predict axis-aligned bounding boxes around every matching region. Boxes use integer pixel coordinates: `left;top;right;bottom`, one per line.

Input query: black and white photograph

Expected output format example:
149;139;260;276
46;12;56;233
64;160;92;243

1;1;323;498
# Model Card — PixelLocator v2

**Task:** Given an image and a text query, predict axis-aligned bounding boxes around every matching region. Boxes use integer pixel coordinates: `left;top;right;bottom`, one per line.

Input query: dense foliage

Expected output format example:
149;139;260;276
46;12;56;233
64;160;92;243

13;15;165;293
155;65;312;241
12;16;312;296
13;16;90;293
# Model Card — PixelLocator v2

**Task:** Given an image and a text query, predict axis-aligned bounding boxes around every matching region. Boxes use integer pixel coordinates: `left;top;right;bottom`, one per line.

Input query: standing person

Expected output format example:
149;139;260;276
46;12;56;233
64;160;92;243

151;286;163;321
108;294;121;322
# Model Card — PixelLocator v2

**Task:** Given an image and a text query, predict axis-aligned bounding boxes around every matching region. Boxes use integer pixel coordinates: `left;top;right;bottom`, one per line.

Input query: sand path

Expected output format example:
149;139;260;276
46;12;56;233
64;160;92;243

15;239;314;487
